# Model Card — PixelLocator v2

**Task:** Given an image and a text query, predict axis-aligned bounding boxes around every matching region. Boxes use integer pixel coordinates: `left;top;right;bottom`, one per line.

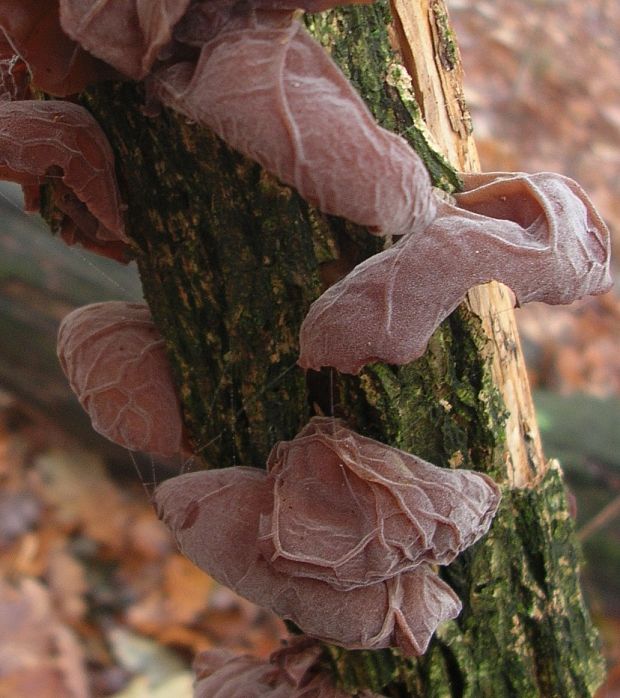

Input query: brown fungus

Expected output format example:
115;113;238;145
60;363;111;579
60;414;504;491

0;0;118;97
155;466;462;656
258;417;501;590
59;0;192;81
299;171;613;374
57;302;186;458
150;6;435;236
193;645;385;697
0;100;129;261
252;0;375;11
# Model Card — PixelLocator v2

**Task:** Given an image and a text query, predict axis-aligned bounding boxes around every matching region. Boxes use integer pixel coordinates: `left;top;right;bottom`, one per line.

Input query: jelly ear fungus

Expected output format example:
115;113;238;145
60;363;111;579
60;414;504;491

57;302;186;458
0;35;30;101
258;417;501;590
299;171;612;374
59;0;192;80
154;464;463;656
150;7;436;236
193;644;385;697
0;100;129;261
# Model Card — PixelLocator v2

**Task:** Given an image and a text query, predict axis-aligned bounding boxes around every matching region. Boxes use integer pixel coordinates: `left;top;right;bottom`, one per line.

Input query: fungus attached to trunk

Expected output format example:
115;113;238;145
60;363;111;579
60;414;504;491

0;0;118;96
151;6;436;236
0;100;129;261
193;644;385;697
57;302;186;458
299;171;613;374
254;0;374;10
258;417;501;590
155;424;496;656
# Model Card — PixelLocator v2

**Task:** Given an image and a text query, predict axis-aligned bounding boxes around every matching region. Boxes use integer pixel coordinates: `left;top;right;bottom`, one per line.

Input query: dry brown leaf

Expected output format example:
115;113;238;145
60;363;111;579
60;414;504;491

32;448;129;551
0;577;89;698
46;544;88;623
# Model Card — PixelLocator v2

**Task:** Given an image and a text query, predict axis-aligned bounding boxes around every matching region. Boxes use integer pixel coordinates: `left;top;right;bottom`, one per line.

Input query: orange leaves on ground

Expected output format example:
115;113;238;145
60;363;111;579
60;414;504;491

0;399;284;695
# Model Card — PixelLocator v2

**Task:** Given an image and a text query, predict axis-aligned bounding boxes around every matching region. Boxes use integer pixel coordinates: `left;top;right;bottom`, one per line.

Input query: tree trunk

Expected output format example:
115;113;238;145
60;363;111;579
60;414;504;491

70;1;604;695
0;183;143;458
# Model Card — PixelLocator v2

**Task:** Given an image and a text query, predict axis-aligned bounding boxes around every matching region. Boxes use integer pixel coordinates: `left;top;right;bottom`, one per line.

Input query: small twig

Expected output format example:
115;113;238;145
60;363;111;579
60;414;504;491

577;493;620;542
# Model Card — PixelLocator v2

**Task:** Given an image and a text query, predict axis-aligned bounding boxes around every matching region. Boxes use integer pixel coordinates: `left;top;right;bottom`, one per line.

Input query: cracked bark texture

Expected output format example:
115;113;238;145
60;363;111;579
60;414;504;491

71;1;604;695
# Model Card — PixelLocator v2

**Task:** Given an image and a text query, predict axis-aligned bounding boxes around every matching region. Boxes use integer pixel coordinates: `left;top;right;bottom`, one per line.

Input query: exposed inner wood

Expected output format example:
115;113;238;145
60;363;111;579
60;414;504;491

391;0;545;486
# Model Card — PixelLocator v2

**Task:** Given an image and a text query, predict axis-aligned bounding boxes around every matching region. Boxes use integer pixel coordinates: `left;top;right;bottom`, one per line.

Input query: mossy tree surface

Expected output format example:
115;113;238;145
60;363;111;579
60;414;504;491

62;1;606;695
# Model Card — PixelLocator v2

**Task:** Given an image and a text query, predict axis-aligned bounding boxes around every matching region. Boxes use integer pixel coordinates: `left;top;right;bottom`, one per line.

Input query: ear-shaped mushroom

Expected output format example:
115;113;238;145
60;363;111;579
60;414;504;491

0;0;118;96
155;466;462;656
0;100;129;261
57;302;186;458
258;417;500;590
59;0;192;80
299;171;613;374
151;8;435;236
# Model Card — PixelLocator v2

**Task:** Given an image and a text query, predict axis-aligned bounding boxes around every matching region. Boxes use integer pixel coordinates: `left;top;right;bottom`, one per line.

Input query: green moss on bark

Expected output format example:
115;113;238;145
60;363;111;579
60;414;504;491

305;4;461;192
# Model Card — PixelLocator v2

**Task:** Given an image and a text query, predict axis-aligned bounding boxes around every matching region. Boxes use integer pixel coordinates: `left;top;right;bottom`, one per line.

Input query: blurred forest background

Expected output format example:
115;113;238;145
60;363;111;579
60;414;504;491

0;0;618;696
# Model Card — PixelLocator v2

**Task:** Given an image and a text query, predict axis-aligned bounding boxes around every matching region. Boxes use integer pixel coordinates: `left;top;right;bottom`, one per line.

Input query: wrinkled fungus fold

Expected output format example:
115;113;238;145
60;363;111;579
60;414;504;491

59;0;192;80
258;417;501;590
155;464;464;656
256;0;374;10
0;100;129;261
57;302;185;457
150;6;435;236
193;645;386;697
299;171;613;373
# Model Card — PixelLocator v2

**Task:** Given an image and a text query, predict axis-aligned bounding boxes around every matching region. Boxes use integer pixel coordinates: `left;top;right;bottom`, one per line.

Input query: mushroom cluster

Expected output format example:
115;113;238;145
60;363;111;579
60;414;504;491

150;4;436;236
154;417;499;655
57;301;499;654
0;0;613;695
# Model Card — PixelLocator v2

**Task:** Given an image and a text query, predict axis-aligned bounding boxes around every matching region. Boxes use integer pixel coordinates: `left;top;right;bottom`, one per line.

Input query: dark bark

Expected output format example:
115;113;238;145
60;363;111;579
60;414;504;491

39;1;605;695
